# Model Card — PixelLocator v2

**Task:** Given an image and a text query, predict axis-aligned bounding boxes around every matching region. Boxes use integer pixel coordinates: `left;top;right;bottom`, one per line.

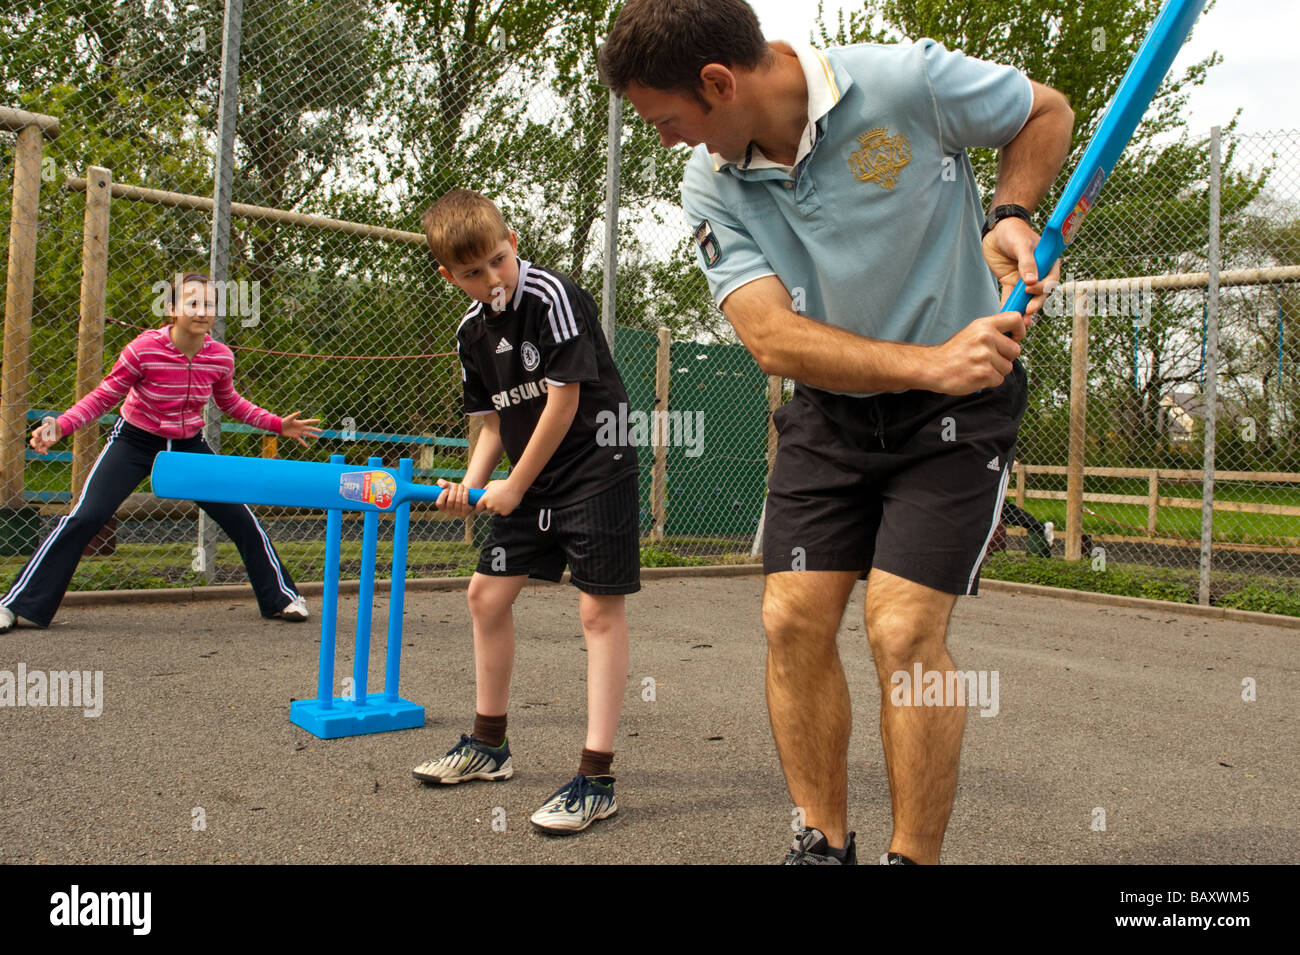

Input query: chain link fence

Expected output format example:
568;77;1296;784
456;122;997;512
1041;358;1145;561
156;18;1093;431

2;3;1298;614
993;129;1300;613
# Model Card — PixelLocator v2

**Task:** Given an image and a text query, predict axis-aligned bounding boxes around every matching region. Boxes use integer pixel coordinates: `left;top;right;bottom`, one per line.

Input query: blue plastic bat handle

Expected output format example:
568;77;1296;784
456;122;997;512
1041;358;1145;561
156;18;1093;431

437;487;485;507
1000;227;1064;316
997;0;1205;323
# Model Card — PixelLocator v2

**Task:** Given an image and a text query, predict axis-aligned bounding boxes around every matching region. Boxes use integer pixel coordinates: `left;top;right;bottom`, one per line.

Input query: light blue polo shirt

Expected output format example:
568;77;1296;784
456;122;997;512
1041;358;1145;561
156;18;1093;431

681;40;1033;394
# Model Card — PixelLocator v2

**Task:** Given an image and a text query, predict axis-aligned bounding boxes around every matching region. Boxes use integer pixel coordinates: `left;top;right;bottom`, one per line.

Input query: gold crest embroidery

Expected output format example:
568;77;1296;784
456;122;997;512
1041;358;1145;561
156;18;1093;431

848;128;912;190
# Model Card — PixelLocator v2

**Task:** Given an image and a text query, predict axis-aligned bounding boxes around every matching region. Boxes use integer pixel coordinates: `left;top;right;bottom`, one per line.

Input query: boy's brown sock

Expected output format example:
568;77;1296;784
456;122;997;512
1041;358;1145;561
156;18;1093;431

472;713;507;748
578;747;614;778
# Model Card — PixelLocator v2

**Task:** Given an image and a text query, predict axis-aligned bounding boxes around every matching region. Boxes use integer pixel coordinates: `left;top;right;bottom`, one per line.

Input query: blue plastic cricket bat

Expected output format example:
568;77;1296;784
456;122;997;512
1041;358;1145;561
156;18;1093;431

150;451;485;512
1001;0;1207;315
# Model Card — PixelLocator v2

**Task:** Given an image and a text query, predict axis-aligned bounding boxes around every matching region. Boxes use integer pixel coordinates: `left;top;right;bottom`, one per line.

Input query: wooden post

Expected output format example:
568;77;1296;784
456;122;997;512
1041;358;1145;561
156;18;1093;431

1065;286;1089;561
0;124;47;509
261;434;278;458
1146;469;1159;536
651;327;670;542
463;414;483;545
1015;460;1026;509
72;166;111;499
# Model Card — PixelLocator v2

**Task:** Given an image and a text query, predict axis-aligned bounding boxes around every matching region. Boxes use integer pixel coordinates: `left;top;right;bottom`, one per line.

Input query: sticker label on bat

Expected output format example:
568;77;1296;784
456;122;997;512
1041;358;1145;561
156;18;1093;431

339;470;396;509
1062;168;1107;245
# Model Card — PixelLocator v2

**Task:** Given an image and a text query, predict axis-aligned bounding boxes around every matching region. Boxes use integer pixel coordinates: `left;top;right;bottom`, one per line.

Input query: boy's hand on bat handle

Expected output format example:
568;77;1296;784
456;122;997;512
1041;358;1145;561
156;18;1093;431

435;479;474;517
924;312;1024;396
982;217;1060;325
477;479;523;517
279;411;323;448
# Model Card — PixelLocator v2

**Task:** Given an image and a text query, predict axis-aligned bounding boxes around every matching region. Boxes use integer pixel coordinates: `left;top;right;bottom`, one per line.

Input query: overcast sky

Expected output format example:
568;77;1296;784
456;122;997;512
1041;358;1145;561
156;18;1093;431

747;0;1295;138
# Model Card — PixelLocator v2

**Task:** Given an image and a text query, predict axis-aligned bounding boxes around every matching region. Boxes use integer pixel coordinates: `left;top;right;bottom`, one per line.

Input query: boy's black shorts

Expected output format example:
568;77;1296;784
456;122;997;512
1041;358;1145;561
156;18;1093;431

476;474;641;595
762;360;1027;595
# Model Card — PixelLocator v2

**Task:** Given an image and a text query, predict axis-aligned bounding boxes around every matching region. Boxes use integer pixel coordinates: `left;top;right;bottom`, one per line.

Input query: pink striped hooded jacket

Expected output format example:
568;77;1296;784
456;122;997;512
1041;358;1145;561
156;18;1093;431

56;328;282;440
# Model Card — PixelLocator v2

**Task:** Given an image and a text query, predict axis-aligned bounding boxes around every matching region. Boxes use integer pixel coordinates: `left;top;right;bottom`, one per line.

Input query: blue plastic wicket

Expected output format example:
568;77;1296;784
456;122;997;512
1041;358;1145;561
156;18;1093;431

384;459;413;701
289;454;425;739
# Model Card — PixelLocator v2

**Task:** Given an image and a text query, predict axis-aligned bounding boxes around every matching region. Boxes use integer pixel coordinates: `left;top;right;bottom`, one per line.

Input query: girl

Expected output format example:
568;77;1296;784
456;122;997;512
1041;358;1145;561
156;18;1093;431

2;273;322;632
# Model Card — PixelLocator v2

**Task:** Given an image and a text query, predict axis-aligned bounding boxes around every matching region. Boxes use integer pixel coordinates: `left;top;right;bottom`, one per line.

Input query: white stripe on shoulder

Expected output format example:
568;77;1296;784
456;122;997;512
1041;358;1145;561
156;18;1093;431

521;278;563;342
528;271;579;339
524;272;578;342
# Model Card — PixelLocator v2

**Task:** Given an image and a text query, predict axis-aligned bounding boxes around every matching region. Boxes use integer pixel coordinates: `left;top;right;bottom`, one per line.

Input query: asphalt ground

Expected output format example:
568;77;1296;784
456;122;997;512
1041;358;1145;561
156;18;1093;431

1;574;1296;865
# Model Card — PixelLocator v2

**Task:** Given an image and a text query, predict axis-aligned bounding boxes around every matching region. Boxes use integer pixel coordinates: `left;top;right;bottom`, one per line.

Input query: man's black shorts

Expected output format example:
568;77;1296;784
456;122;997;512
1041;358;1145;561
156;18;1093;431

762;360;1027;595
476;474;641;595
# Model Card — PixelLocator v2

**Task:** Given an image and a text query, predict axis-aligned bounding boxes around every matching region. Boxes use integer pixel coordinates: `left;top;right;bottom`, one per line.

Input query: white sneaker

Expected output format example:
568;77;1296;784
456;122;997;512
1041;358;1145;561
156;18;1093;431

274;596;309;622
412;734;513;784
529;774;617;834
0;606;13;633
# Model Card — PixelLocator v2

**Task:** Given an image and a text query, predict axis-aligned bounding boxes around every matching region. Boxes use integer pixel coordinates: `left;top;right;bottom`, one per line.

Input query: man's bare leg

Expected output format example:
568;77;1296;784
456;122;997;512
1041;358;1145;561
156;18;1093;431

763;570;859;849
864;568;962;865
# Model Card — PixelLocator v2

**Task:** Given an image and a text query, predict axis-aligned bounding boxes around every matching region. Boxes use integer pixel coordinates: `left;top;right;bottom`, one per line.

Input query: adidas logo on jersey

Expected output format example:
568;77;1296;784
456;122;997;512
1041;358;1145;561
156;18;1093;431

495;338;513;353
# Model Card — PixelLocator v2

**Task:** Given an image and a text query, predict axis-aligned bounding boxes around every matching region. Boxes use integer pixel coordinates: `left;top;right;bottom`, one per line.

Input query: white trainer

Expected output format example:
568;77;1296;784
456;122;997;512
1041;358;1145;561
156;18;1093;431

274;596;309;622
529;774;617;834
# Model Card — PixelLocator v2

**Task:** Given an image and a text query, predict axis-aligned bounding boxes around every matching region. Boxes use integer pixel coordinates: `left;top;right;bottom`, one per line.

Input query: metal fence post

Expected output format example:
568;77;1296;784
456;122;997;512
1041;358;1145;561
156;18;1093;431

1066;284;1090;561
1199;126;1222;607
601;91;622;349
199;0;244;581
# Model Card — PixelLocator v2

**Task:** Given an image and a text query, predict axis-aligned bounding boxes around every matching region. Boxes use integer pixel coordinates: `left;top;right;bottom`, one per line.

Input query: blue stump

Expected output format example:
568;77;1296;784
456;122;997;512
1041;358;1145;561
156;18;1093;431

290;455;424;739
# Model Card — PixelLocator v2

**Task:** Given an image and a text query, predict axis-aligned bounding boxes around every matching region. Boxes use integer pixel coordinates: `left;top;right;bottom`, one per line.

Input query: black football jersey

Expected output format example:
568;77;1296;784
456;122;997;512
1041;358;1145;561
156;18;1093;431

456;258;639;507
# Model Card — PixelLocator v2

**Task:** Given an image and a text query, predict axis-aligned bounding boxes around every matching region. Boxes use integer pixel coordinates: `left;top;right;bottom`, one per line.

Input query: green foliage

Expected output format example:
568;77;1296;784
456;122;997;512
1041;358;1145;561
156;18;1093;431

985;554;1300;617
1218;585;1300;618
982;552;1196;602
639;544;709;568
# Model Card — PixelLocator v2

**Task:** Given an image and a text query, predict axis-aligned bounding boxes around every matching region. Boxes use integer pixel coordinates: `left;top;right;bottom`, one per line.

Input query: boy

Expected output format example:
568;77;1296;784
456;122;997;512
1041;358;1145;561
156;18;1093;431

412;189;640;835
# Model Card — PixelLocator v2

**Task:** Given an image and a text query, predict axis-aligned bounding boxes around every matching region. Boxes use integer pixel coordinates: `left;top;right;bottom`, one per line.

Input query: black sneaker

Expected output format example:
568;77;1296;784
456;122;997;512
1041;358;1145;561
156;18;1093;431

880;851;918;864
781;827;857;865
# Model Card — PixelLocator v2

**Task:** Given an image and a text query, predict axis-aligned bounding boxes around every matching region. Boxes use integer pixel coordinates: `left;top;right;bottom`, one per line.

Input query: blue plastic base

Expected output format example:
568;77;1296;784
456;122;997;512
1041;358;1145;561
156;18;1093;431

290;694;425;739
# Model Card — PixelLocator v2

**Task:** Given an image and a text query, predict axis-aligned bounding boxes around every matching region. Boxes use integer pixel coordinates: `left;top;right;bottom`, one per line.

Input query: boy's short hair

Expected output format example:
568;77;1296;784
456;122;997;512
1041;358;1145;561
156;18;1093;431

421;190;510;268
597;0;769;103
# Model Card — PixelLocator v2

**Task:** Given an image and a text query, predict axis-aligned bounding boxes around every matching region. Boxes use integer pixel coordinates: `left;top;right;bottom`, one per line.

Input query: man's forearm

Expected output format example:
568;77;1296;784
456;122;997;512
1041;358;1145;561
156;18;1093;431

740;310;934;393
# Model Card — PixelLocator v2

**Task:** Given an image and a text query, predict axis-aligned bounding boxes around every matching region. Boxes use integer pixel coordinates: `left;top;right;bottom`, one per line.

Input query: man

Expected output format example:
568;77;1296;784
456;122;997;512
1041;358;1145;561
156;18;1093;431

599;0;1073;863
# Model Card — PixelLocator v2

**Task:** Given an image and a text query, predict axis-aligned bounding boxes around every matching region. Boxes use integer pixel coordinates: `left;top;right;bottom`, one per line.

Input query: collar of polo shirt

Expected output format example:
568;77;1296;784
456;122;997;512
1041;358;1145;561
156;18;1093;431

709;43;849;175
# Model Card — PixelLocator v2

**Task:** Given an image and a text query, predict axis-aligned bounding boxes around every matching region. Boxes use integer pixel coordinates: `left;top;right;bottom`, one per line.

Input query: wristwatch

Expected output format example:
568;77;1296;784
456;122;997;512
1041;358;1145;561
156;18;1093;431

982;203;1033;239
